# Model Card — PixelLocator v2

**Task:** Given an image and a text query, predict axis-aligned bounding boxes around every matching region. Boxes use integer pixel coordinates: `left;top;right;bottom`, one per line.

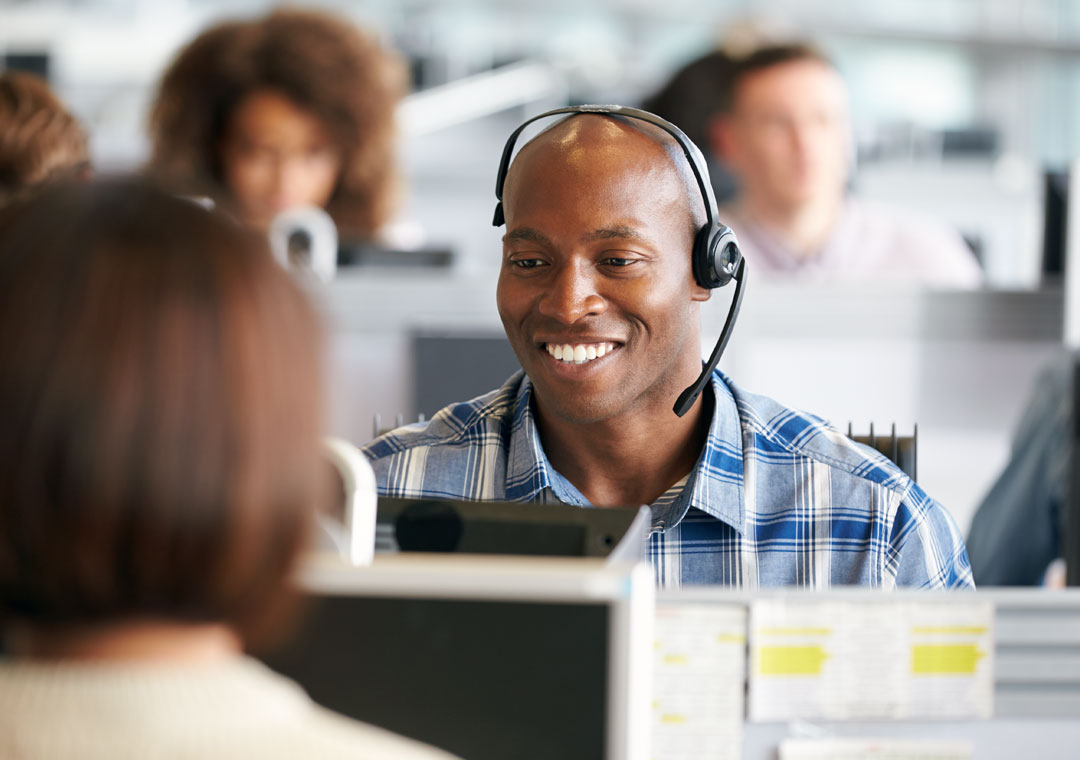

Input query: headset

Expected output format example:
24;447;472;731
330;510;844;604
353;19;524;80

492;104;748;417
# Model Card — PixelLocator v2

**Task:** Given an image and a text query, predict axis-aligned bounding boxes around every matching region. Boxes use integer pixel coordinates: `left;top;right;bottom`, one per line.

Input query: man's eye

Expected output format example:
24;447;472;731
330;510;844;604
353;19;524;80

603;257;635;267
511;258;544;269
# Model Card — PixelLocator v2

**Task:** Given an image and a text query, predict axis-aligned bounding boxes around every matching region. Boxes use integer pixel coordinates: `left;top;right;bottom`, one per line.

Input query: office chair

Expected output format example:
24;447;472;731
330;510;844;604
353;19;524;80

847;422;918;482
316;437;377;566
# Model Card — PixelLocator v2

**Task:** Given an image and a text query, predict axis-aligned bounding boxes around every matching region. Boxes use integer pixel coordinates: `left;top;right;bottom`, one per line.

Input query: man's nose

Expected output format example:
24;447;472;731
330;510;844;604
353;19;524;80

786;121;809;155
790;117;825;157
537;262;606;324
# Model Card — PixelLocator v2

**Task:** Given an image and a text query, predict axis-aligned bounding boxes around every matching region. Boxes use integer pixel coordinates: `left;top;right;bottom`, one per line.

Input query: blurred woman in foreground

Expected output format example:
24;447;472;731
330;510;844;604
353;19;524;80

148;8;405;239
0;179;452;759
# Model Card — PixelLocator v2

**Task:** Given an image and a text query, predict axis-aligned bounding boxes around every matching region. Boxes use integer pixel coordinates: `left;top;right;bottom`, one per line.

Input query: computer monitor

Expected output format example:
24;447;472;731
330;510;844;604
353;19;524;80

376;497;650;562
412;331;521;419
3;52;50;79
261;554;654;760
1068;356;1080;586
1042;168;1069;282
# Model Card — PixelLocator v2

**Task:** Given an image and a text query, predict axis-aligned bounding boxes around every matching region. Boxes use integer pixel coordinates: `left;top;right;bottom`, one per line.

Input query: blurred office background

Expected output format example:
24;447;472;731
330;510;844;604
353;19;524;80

2;0;1078;538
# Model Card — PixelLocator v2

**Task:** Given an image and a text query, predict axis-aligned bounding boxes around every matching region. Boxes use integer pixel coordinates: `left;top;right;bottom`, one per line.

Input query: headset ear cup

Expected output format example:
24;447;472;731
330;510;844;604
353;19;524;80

714;226;741;287
693;225;740;289
701;226;741;289
692;226;719;289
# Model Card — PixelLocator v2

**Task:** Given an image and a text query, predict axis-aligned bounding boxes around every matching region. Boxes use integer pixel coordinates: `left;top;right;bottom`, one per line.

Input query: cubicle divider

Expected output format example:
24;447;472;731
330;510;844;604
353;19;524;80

265;547;1080;760
323;273;1063;534
653;587;1080;760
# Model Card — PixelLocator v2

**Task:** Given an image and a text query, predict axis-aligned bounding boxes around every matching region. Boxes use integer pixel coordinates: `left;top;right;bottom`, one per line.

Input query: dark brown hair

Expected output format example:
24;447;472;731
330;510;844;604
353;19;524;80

642;51;736;153
0;72;90;206
0;178;324;642
722;42;835;112
148;8;406;238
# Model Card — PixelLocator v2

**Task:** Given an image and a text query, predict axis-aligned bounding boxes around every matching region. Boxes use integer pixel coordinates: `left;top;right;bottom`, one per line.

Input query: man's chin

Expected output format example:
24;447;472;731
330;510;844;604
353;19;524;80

531;387;621;427
781;181;836;208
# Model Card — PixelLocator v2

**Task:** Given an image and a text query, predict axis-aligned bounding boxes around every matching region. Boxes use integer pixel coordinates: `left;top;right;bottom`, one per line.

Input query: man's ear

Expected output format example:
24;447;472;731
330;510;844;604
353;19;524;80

691;281;712;303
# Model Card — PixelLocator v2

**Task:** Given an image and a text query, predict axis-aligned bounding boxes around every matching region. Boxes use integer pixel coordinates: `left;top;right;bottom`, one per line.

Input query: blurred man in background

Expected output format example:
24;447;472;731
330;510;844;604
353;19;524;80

710;43;982;286
0;72;90;207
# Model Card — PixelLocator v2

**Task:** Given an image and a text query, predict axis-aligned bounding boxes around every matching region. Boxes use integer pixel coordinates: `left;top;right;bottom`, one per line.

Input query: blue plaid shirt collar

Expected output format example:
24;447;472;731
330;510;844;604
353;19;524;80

503;372;745;532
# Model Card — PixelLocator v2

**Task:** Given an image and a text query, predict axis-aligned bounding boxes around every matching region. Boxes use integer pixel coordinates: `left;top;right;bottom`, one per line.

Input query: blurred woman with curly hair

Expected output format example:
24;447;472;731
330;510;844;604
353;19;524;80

0;72;90;207
148;8;406;238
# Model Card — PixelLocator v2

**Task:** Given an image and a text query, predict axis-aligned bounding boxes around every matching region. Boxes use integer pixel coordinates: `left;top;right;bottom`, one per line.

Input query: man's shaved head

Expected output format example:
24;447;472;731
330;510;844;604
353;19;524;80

502;114;708;241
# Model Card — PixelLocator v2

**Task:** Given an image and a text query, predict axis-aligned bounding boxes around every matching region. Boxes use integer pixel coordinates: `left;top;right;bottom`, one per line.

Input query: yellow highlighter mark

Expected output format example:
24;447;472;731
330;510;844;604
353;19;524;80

912;626;989;635
759;645;829;676
912;644;986;675
716;633;747;644
663;653;689;665
758;627;832;636
660;714;687;724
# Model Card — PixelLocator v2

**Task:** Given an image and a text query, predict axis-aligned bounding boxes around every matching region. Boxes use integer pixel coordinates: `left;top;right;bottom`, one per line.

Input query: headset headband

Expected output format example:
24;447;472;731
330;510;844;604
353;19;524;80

492;105;720;230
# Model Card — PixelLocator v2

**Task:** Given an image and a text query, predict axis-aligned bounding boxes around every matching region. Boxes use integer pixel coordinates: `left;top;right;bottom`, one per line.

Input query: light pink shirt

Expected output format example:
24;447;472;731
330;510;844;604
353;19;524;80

720;197;983;288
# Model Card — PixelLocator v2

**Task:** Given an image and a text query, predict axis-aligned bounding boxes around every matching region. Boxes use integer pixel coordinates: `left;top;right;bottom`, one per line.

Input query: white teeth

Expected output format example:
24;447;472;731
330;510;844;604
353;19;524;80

545;342;616;365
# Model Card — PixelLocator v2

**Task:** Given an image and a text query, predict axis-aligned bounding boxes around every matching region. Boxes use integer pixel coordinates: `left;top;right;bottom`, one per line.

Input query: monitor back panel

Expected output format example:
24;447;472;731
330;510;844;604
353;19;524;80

261;592;610;759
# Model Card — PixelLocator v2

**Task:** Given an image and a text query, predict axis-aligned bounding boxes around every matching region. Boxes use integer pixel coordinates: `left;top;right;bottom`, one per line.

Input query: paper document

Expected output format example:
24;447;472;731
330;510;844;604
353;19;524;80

779;738;973;759
748;599;993;721
651;604;746;760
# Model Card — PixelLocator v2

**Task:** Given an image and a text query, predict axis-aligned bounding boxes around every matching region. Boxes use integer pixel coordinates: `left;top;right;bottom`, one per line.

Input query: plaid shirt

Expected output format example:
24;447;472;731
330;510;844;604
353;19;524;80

363;371;973;589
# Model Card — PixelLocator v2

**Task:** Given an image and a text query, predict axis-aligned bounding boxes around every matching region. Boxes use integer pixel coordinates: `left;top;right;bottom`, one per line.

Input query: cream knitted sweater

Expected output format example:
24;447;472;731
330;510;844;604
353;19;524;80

0;655;456;759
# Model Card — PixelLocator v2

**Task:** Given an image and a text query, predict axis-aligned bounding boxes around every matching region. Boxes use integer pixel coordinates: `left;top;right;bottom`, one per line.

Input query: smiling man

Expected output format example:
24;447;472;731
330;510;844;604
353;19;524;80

363;110;973;589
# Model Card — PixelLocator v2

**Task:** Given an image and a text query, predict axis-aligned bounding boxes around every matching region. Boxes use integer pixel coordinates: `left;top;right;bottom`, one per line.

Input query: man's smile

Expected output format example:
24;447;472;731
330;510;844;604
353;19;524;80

542;340;620;365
